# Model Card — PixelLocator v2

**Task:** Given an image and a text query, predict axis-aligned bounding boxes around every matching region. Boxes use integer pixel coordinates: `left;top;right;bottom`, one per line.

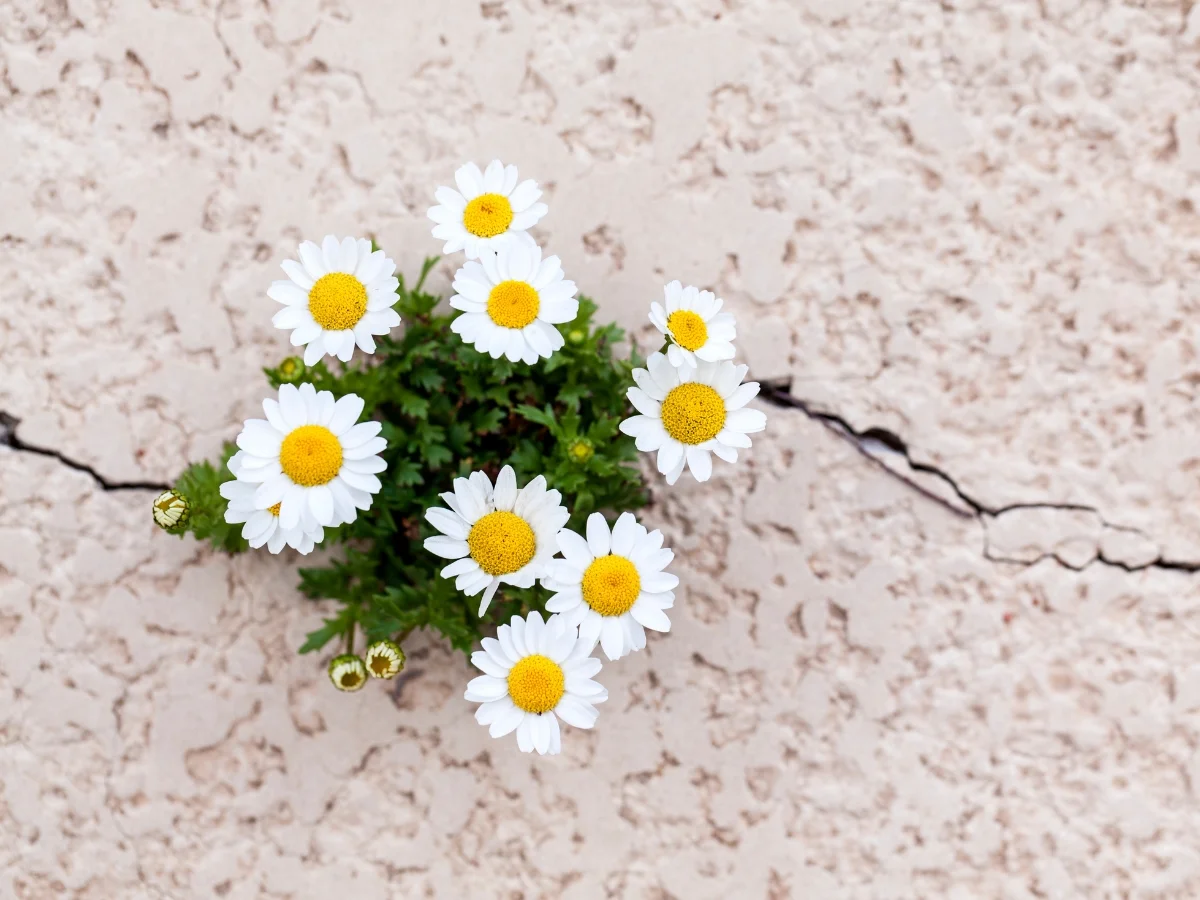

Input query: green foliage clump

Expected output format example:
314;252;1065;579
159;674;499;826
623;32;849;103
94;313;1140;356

167;256;648;657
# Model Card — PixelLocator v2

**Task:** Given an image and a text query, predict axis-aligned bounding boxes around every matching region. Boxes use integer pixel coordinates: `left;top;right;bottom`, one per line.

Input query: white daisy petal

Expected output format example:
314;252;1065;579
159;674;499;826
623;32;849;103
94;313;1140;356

425;536;469;559
426;507;469;540
585;513;611;557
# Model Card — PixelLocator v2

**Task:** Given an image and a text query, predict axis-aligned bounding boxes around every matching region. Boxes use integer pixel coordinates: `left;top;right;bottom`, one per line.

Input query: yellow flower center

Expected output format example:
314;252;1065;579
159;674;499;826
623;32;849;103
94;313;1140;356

507;654;565;714
659;382;726;445
267;502;282;516
307;272;368;331
467;511;537;576
279;425;343;487
463;192;514;238
667;310;708;351
340;670;363;689
487;280;540;329
581;555;642;617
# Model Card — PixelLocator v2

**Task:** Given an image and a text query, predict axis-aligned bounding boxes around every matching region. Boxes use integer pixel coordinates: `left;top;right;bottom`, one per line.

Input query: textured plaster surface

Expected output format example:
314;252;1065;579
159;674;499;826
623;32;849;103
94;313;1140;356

3;0;1200;897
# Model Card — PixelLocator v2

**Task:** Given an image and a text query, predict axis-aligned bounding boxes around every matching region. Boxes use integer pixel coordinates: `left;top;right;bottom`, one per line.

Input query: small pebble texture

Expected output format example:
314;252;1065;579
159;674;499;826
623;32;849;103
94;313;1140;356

3;0;1200;897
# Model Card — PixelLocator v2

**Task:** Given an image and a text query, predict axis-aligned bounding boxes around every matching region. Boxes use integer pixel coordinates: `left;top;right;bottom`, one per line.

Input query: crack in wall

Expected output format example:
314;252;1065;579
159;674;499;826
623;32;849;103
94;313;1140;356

757;379;1200;576
0;412;169;493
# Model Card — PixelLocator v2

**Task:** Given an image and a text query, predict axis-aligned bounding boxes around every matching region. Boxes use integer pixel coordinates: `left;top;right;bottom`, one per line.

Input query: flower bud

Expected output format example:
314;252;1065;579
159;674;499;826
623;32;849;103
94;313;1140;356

328;654;368;692
364;639;405;679
152;489;191;531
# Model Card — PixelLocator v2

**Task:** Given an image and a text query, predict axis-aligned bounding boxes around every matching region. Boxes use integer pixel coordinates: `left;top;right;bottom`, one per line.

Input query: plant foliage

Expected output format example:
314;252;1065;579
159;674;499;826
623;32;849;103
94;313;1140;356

168;256;649;656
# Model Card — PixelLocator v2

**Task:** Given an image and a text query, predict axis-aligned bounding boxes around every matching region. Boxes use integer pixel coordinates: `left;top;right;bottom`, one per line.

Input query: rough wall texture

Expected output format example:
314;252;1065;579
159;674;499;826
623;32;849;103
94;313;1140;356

4;0;1200;897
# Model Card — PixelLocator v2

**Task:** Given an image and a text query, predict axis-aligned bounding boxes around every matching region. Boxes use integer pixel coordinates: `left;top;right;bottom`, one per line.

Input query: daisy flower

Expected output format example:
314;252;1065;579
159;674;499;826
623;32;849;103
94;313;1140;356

619;352;767;485
427;160;548;259
449;241;579;364
220;451;327;554
269;235;401;366
650;280;737;369
423;466;569;617
230;383;387;531
465;611;608;755
543;512;678;661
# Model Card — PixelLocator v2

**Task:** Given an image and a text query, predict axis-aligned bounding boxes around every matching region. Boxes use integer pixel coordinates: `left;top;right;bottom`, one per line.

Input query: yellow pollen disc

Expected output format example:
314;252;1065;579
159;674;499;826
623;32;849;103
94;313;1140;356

507;654;565;714
462;192;514;238
667;309;708;352
582;554;642;617
467;511;537;576
660;382;726;445
267;502;282;516
279;425;343;487
307;272;368;331
487;280;540;329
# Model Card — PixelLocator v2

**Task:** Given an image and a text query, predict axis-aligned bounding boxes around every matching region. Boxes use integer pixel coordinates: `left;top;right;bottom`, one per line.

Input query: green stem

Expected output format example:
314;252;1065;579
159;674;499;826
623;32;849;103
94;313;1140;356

345;618;356;655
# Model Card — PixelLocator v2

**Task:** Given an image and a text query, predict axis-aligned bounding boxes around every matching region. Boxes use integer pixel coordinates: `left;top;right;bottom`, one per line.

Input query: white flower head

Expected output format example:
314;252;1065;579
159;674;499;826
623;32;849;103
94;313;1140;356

544;512;678;662
650;280;737;369
230;383;387;532
450;241;579;364
466;611;608;755
619;352;767;485
220;451;325;554
428;160;548;260
424;466;570;617
269;236;401;366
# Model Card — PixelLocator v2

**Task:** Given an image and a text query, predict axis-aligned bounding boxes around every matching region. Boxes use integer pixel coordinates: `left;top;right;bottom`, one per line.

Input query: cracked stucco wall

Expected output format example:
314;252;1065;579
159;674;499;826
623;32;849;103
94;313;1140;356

4;0;1200;897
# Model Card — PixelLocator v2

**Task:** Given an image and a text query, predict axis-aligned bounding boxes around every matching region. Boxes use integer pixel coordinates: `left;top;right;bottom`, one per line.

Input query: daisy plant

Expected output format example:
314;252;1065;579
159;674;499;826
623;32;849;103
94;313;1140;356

158;160;771;755
163;254;647;667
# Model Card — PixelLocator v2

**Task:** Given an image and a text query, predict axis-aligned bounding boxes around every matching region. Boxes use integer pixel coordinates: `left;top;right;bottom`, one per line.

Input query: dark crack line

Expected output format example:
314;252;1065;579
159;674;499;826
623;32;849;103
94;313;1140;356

757;378;1200;575
0;412;169;493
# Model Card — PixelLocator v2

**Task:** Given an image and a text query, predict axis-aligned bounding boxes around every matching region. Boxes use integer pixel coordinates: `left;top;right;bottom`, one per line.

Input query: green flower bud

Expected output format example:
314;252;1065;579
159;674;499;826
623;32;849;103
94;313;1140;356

566;438;594;464
328;654;368;692
567;329;587;345
364;639;406;679
152;489;191;531
277;356;305;384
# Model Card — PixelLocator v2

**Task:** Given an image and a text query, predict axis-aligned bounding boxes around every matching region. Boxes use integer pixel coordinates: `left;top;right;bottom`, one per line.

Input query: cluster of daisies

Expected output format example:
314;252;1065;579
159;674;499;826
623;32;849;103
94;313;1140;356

152;159;767;756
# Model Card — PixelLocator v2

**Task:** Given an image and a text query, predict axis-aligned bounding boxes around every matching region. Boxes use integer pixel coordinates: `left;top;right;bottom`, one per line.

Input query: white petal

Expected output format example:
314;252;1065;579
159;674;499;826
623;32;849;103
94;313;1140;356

425;536;469;559
489;702;524;738
599;617;627;661
554;695;599;729
478;580;501;617
532;714;552;754
494;466;518;511
585;513;611;558
516;716;535;753
426;507;469;539
329;394;366;436
465;675;509;702
610;512;640;557
556;529;594;568
309;484;334;526
725;408;767;434
657;440;684;477
686;446;713;482
631;601;671;632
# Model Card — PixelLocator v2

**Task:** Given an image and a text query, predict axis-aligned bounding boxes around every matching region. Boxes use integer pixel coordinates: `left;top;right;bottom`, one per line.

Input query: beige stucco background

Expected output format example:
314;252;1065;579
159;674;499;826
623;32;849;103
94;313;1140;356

4;0;1200;897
